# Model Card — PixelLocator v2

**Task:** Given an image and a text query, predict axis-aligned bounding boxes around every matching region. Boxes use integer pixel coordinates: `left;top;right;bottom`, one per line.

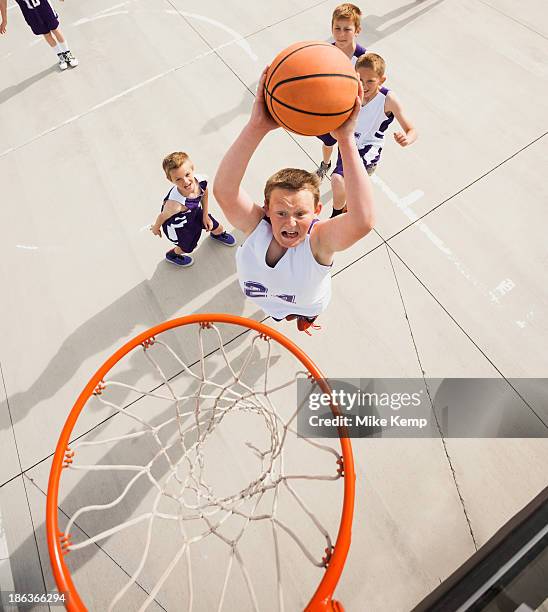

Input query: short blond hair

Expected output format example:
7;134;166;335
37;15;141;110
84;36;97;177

332;3;362;32
356;52;386;78
264;168;320;208
162;151;192;180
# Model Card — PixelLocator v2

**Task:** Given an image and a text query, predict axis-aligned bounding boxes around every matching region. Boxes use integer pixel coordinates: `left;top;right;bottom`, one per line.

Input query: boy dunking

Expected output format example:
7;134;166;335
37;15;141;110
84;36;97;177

213;69;374;334
151;152;236;268
330;52;417;216
316;3;365;180
0;0;78;70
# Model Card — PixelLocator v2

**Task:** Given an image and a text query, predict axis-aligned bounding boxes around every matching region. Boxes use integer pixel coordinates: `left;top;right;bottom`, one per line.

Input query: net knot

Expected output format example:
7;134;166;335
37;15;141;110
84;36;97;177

93;381;106;395
141;337;156;350
322;546;334;567
199;322;213;329
59;532;73;553
63;448;75;468
336;457;344;477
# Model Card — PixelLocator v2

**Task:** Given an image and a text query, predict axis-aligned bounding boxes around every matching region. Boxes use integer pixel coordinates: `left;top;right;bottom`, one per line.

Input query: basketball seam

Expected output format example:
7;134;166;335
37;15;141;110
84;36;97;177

269;94;355;117
266;72;358;116
267;96;310;135
270;73;358;90
265;41;334;93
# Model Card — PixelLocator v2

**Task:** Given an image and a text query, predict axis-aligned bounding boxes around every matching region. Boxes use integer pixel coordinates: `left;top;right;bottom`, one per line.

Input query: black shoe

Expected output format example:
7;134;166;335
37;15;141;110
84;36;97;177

315;161;331;181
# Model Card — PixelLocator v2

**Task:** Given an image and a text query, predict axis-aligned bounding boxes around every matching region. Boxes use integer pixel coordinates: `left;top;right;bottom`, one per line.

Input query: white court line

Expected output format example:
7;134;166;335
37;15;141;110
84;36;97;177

0;507;15;593
73;6;257;60
371;174;523;319
15;244;39;250
0;7;256;157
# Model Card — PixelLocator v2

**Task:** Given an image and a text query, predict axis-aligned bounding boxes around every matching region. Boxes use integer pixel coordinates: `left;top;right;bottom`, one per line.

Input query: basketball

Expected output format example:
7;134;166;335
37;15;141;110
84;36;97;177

264;41;359;136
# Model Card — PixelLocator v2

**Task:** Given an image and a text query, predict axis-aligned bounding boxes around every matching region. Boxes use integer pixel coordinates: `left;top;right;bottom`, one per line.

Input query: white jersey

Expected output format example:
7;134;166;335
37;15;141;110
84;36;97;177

164;173;207;208
236;219;332;319
353;87;394;166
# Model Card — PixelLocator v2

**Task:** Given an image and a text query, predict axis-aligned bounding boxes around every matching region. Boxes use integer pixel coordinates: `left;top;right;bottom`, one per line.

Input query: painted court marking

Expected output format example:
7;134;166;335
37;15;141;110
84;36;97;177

372;173;529;327
0;5;256;157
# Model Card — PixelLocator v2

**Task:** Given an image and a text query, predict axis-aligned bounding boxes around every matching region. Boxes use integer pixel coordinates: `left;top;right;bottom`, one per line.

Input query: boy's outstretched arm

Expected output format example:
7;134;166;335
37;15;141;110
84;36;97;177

312;87;376;260
0;0;8;34
213;68;279;234
386;92;417;147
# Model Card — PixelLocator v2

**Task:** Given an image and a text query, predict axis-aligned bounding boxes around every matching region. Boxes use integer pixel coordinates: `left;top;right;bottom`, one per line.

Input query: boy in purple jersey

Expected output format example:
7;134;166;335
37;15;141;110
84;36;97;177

0;0;78;71
316;3;366;180
150;152;236;268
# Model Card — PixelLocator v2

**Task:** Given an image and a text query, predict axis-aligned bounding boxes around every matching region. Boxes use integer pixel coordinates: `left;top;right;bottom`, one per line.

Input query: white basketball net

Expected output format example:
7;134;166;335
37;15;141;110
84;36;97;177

59;323;345;611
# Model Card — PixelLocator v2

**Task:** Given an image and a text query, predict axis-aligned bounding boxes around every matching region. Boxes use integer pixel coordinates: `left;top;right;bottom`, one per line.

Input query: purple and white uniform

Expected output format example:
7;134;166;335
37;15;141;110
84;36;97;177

317;43;366;147
347;42;367;67
161;175;219;253
236;219;331;319
15;0;59;35
332;86;394;174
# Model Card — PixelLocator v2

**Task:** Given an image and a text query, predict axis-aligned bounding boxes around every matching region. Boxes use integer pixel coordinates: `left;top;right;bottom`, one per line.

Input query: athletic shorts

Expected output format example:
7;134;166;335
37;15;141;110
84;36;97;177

16;0;59;35
316;133;337;147
174;213;219;253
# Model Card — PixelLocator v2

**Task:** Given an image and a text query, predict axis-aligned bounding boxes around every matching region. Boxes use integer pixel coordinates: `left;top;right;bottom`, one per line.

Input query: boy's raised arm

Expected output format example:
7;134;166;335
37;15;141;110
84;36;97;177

213;68;279;234
313;87;376;258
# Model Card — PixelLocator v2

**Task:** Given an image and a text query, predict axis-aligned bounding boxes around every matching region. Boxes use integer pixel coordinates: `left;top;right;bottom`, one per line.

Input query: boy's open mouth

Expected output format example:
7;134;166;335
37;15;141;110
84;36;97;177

281;230;299;239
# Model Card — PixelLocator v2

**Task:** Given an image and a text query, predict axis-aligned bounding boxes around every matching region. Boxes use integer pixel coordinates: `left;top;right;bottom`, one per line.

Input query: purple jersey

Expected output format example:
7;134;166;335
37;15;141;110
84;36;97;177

16;0;59;35
330;41;366;65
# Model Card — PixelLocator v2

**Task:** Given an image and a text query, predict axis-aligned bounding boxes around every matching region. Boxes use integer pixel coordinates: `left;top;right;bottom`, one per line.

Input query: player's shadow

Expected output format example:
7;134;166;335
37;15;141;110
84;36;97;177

361;0;446;46
0;240;263;438
200;80;258;135
0;66;59;105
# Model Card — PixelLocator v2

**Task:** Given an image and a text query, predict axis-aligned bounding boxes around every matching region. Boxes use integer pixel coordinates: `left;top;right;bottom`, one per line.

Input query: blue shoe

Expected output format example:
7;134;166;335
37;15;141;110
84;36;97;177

210;231;236;247
165;249;193;267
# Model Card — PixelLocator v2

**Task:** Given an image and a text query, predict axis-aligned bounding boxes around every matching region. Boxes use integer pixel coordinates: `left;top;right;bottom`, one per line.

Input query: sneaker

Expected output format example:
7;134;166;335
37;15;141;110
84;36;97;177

64;50;79;68
315;161;331;181
296;316;321;336
210;231;236;247
165;249;193;267
58;53;68;71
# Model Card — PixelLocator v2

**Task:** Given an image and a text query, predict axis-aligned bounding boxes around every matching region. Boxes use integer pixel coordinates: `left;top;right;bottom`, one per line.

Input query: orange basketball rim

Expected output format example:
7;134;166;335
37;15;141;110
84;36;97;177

46;314;356;611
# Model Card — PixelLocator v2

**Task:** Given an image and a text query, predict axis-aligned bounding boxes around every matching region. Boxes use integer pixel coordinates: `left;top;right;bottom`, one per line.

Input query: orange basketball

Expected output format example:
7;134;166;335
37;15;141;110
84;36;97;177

264;41;359;136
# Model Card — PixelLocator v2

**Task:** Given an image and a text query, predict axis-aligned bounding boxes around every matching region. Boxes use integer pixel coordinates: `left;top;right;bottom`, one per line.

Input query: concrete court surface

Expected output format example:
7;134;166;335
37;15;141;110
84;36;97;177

0;0;547;609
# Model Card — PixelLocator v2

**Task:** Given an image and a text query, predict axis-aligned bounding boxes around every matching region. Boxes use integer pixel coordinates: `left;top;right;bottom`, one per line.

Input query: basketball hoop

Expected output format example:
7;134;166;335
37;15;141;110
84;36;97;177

46;314;355;611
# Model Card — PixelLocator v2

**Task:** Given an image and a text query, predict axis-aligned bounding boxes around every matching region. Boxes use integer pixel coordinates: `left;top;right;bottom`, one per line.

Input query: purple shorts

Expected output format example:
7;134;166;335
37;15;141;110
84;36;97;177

162;206;220;253
16;0;59;35
316;133;337;147
332;146;381;177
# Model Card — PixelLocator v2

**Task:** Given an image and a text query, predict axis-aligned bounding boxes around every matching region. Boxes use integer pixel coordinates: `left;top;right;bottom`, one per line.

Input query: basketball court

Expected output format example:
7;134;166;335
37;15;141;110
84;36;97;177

0;0;547;609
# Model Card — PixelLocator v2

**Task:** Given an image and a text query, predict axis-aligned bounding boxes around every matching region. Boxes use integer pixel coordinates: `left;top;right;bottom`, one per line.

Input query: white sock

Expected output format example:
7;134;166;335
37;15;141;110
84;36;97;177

58;41;69;53
55;43;64;56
